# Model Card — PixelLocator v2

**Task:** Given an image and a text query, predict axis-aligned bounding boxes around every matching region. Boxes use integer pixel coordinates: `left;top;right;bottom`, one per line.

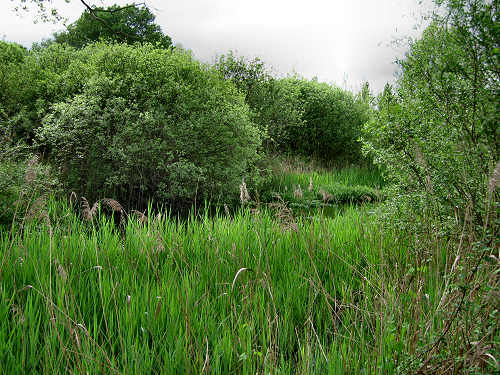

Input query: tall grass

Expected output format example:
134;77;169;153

270;167;385;190
1;201;425;374
260;162;385;210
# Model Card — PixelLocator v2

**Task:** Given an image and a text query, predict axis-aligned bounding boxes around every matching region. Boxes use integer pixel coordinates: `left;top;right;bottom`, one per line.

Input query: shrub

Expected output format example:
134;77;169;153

215;52;305;153
284;78;371;163
0;41;27;123
37;43;261;210
362;1;499;371
363;19;498;233
2;43;87;143
215;53;370;163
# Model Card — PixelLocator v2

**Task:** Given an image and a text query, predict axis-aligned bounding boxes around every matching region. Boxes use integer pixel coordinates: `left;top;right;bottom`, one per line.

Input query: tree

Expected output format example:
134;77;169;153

214;52;369;161
12;0;139;23
0;41;27;119
36;43;261;210
363;0;498;230
215;52;304;153
52;3;172;48
281;77;370;162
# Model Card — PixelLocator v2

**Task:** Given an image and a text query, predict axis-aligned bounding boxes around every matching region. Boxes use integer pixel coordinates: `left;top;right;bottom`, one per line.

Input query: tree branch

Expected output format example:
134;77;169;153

77;0;141;42
92;3;146;13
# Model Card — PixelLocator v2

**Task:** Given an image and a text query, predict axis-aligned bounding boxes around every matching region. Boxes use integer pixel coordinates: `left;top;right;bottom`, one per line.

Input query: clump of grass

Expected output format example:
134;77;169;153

1;158;496;374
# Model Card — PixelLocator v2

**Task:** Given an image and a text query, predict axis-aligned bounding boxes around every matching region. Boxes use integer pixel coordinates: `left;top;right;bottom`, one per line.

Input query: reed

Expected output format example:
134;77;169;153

1;201;415;374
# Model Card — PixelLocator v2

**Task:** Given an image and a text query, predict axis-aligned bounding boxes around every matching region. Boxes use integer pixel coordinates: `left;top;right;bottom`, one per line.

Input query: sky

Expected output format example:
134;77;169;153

0;0;433;93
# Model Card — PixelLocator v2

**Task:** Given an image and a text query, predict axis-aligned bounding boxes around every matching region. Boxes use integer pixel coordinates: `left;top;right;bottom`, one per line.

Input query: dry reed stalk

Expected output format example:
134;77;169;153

101;198;125;220
69;191;77;206
153;232;165;254
155;296;162;318
239;180;250;204
131;210;148;225
293;184;303;199
10;305;25;325
201;336;210;373
231;267;253;292
269;194;298;232
81;197;98;221
54;258;68;281
26;196;47;221
319;189;334;203
24;155;39;184
487;161;500;196
80;197;126;223
72;328;81;351
250;208;261;217
484;161;500;230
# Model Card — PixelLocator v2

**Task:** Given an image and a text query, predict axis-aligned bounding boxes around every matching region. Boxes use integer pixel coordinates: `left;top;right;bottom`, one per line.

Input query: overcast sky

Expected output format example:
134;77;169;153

0;0;433;93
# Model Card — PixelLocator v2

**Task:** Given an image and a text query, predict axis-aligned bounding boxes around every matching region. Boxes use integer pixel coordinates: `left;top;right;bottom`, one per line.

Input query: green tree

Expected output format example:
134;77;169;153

2;43;84;143
282;77;370;163
53;3;172;48
36;43;261;210
215;52;305;153
363;0;499;229
0;41;27;125
215;52;370;162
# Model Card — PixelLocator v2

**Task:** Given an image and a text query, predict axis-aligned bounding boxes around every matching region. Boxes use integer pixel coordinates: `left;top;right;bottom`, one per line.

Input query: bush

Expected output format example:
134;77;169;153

2;43;86;143
362;2;499;371
284;78;371;162
0;41;27;122
363;18;498;232
215;53;371;163
37;43;261;209
215;52;305;152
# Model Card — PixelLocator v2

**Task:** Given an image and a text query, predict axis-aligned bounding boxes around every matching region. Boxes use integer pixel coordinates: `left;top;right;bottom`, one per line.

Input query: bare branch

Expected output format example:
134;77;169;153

92;3;146;13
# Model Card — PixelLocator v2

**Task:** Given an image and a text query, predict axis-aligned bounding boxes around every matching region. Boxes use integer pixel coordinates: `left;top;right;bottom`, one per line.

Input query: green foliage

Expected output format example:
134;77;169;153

0;40;26;64
261;78;306;152
36;43;261;209
215;53;371;163
284;78;371;162
2;43;261;210
362;1;499;371
362;3;499;232
2;43;85;142
52;4;172;49
0;41;27;120
215;52;305;152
